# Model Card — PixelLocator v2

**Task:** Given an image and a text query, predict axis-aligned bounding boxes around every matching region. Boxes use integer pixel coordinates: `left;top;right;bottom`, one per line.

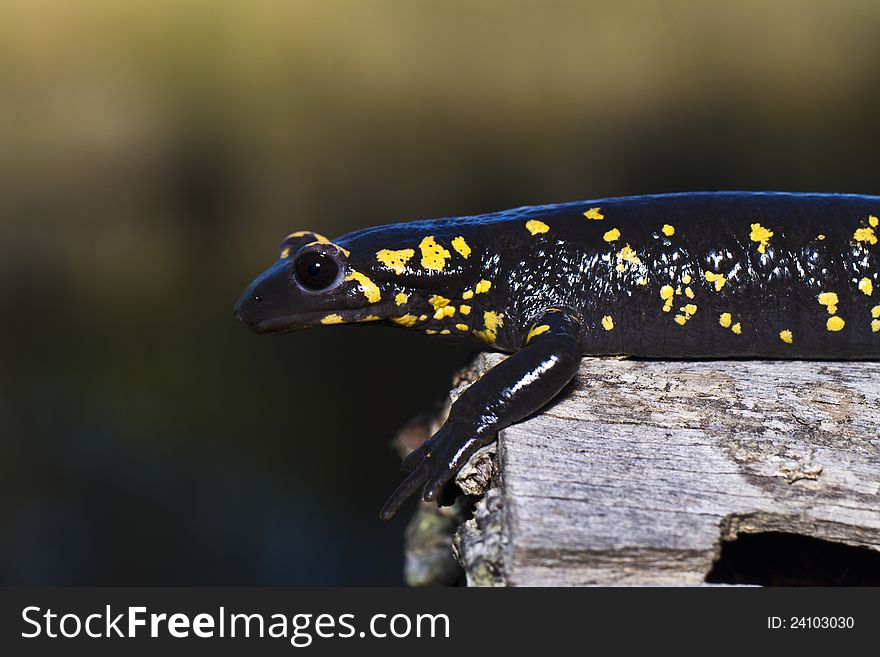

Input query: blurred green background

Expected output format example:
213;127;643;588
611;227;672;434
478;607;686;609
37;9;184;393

1;0;878;584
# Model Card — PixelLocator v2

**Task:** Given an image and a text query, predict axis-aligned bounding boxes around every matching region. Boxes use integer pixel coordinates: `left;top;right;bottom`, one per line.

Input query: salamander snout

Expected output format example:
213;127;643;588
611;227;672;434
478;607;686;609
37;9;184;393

233;293;262;324
234;260;293;333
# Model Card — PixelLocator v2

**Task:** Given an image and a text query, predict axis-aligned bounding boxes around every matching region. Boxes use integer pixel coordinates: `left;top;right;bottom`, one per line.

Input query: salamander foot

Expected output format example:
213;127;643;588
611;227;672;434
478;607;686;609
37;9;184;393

379;423;482;520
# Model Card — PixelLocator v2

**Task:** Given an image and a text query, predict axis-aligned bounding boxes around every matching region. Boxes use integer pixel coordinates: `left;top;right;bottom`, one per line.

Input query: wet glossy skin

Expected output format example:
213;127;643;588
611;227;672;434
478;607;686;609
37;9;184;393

235;192;880;518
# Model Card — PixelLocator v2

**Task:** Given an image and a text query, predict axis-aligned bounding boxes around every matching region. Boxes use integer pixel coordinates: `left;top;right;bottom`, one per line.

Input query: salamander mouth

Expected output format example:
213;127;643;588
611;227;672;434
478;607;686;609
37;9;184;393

251;317;302;334
244;309;375;334
247;312;325;334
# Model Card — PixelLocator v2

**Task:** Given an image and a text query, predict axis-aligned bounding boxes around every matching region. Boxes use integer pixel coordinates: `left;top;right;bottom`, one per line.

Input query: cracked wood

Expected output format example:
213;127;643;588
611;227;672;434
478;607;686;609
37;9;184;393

455;354;880;586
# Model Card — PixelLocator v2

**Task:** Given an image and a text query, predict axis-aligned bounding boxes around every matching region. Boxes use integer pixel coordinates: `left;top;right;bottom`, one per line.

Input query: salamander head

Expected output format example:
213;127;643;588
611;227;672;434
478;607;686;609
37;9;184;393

235;228;474;334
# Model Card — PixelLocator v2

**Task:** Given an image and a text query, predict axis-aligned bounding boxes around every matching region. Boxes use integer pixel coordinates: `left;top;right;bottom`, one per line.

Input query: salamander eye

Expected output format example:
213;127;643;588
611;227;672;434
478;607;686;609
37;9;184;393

293;251;341;292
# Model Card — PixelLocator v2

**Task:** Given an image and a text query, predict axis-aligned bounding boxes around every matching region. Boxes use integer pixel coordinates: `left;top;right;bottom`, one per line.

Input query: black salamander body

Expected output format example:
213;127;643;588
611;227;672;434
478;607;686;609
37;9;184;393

235;192;880;518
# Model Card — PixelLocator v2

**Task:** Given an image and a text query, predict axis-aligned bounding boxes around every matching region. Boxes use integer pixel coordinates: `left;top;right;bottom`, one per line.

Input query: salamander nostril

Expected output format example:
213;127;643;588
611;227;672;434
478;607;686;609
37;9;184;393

253;295;263;303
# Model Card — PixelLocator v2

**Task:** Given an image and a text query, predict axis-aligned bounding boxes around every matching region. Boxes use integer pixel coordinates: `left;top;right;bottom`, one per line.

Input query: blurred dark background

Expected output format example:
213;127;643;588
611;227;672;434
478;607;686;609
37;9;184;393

1;0;878;585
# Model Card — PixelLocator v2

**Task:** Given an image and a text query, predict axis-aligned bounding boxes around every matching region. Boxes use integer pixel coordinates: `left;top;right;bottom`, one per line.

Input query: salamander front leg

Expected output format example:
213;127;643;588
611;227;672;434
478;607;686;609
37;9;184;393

379;309;582;520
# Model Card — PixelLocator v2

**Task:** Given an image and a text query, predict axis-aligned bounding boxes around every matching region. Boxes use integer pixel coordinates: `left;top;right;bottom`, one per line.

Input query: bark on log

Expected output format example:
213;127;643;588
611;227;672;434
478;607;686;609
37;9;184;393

443;353;880;586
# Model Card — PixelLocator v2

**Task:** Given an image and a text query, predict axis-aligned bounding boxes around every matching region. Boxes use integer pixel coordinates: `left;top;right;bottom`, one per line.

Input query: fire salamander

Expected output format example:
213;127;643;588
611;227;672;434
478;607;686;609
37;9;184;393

235;192;880;519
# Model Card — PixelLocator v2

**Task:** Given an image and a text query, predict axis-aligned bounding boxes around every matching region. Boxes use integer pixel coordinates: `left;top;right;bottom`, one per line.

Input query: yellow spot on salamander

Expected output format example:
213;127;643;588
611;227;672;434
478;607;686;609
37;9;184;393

779;329;793;344
870;215;879;228
749;223;773;254
827;316;845;332
817;292;839;315
418;314;428;321
345;271;381;303
854;226;878;245
525;220;550;235
451;236;472;258
704;271;727;292
472;330;494;343
615;244;642;272
660;285;675;312
376;248;415;275
419;236;451;271
817;234;825;240
391;314;418;327
872;319;880;333
321;314;344;325
601;315;614;331
603;228;621;242
661;224;675;237
526;324;550;343
459;305;471;315
440;329;451;335
719;312;741;334
584;207;604;221
473;311;504;343
428;294;454;320
429;295;451;310
280;247;291;259
674;303;697;326
287;231;330;244
359;315;381;322
433;306;456;320
859;278;873;296
462;289;474;300
395;292;409;306
685;286;694;299
872;305;880;318
637;277;648;286
475;280;492;294
455;323;469;331
426;329;438;335
484;311;504;331
681;273;692;284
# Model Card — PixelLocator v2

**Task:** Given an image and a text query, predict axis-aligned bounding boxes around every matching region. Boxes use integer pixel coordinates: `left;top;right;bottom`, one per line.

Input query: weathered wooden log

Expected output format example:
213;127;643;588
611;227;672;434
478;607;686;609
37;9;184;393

409;353;880;586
